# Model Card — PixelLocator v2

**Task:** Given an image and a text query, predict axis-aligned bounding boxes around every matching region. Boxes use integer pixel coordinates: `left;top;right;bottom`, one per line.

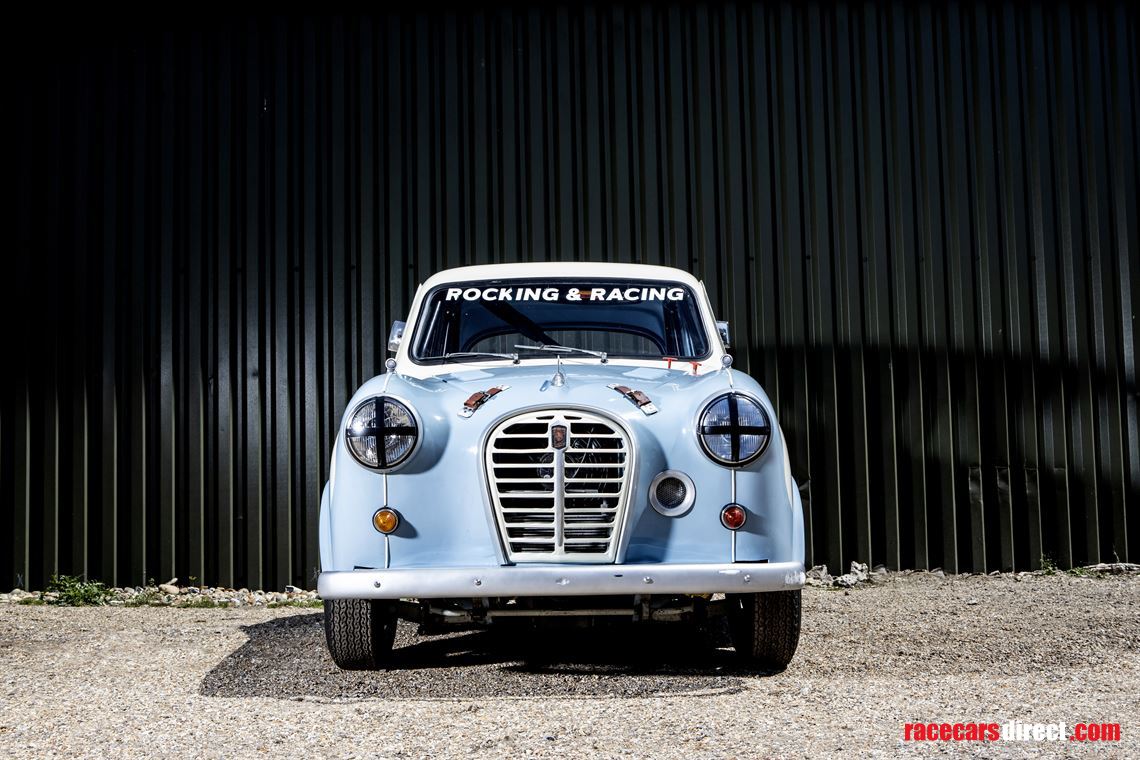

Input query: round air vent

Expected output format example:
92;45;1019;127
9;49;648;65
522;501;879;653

649;470;696;517
655;477;688;509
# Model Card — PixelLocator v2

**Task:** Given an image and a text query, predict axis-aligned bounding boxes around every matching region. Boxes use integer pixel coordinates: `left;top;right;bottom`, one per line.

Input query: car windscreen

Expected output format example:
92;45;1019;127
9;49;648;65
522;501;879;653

409;278;711;363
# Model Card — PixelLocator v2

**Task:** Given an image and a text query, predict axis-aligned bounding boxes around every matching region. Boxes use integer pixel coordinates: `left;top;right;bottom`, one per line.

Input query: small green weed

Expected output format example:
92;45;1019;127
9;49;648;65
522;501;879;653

18;597;45;605
1040;556;1058;576
46;575;112;606
124;589;161;607
267;599;324;609
1065;565;1105;578
179;596;220;608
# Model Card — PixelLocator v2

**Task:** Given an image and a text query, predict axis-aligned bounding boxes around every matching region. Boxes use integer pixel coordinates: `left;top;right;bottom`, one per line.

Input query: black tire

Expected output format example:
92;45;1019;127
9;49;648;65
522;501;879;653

727;590;801;670
323;598;398;670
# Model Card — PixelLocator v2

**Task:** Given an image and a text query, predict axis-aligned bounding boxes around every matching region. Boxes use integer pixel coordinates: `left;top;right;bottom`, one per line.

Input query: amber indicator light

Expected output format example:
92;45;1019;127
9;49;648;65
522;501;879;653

372;508;400;534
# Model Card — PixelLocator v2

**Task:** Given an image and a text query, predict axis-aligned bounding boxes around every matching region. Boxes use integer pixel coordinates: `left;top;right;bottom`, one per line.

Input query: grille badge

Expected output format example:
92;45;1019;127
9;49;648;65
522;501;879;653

551;425;568;449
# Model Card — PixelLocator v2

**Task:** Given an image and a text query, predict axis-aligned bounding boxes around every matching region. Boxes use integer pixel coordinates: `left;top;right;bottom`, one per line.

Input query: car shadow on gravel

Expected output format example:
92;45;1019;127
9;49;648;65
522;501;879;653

200;613;770;700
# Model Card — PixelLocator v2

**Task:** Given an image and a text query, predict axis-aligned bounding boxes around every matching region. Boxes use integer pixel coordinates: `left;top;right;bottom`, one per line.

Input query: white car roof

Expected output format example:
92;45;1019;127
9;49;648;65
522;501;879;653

420;262;704;290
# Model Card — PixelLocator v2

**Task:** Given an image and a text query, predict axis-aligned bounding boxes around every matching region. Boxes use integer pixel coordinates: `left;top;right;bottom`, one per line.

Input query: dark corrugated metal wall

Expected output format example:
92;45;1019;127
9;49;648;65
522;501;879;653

5;3;1137;591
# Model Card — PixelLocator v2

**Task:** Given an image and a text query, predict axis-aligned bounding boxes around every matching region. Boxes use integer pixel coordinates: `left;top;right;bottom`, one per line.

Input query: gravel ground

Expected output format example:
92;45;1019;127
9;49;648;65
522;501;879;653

1;572;1137;758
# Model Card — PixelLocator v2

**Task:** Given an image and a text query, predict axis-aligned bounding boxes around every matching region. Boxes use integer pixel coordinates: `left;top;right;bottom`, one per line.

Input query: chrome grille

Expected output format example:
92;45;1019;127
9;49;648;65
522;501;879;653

485;410;632;563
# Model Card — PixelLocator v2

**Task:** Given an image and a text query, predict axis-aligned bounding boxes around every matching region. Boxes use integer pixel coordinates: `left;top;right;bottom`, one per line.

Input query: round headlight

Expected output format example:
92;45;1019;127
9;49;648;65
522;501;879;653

697;393;771;466
345;397;418;469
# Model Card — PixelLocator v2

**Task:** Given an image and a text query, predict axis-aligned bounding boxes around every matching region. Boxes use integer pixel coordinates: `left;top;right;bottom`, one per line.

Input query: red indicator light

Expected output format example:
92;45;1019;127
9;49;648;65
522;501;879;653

720;504;747;530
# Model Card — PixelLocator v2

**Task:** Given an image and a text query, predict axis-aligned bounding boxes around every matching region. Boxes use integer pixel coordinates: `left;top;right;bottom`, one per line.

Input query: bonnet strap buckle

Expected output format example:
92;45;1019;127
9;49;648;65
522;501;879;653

608;384;659;415
459;385;510;418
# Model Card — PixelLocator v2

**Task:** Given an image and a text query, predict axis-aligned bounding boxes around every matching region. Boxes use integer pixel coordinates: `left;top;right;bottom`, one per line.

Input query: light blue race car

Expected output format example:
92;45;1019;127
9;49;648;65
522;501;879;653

318;262;805;669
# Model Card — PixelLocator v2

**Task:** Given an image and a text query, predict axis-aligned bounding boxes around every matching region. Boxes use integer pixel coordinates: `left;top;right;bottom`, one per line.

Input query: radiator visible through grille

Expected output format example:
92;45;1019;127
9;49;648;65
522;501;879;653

485;410;632;563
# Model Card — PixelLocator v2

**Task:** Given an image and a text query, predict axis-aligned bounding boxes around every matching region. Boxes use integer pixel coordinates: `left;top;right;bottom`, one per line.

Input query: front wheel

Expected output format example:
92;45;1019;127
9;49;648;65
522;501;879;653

727;590;801;670
323;598;398;670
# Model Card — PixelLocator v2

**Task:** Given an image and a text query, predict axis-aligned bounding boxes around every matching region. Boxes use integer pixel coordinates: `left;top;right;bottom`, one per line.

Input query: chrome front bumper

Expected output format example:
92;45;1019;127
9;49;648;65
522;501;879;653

318;561;805;599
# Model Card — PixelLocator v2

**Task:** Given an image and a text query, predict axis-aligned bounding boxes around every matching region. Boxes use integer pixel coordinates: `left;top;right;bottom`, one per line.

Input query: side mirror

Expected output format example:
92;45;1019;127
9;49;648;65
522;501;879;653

716;320;730;349
387;321;406;353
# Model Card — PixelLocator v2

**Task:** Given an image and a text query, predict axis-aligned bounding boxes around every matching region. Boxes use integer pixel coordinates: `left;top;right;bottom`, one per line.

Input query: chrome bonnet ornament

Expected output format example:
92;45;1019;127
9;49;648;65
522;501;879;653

550;355;566;387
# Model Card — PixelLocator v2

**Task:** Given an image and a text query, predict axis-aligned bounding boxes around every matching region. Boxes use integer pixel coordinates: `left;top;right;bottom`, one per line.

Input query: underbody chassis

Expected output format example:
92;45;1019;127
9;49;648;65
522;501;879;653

401;593;730;632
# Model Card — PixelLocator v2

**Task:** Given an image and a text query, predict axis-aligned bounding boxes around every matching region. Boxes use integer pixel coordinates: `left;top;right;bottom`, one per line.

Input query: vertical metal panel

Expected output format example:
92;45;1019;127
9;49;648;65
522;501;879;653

5;2;1137;590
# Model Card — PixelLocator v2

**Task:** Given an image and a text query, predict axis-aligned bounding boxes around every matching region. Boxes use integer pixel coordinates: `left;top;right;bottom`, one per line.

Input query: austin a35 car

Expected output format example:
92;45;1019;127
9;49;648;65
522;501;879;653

318;263;806;669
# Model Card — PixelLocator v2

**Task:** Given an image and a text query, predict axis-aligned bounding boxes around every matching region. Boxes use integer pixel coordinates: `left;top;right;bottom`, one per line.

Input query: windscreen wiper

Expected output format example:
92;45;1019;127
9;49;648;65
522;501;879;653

420;351;520;363
513;343;609;363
